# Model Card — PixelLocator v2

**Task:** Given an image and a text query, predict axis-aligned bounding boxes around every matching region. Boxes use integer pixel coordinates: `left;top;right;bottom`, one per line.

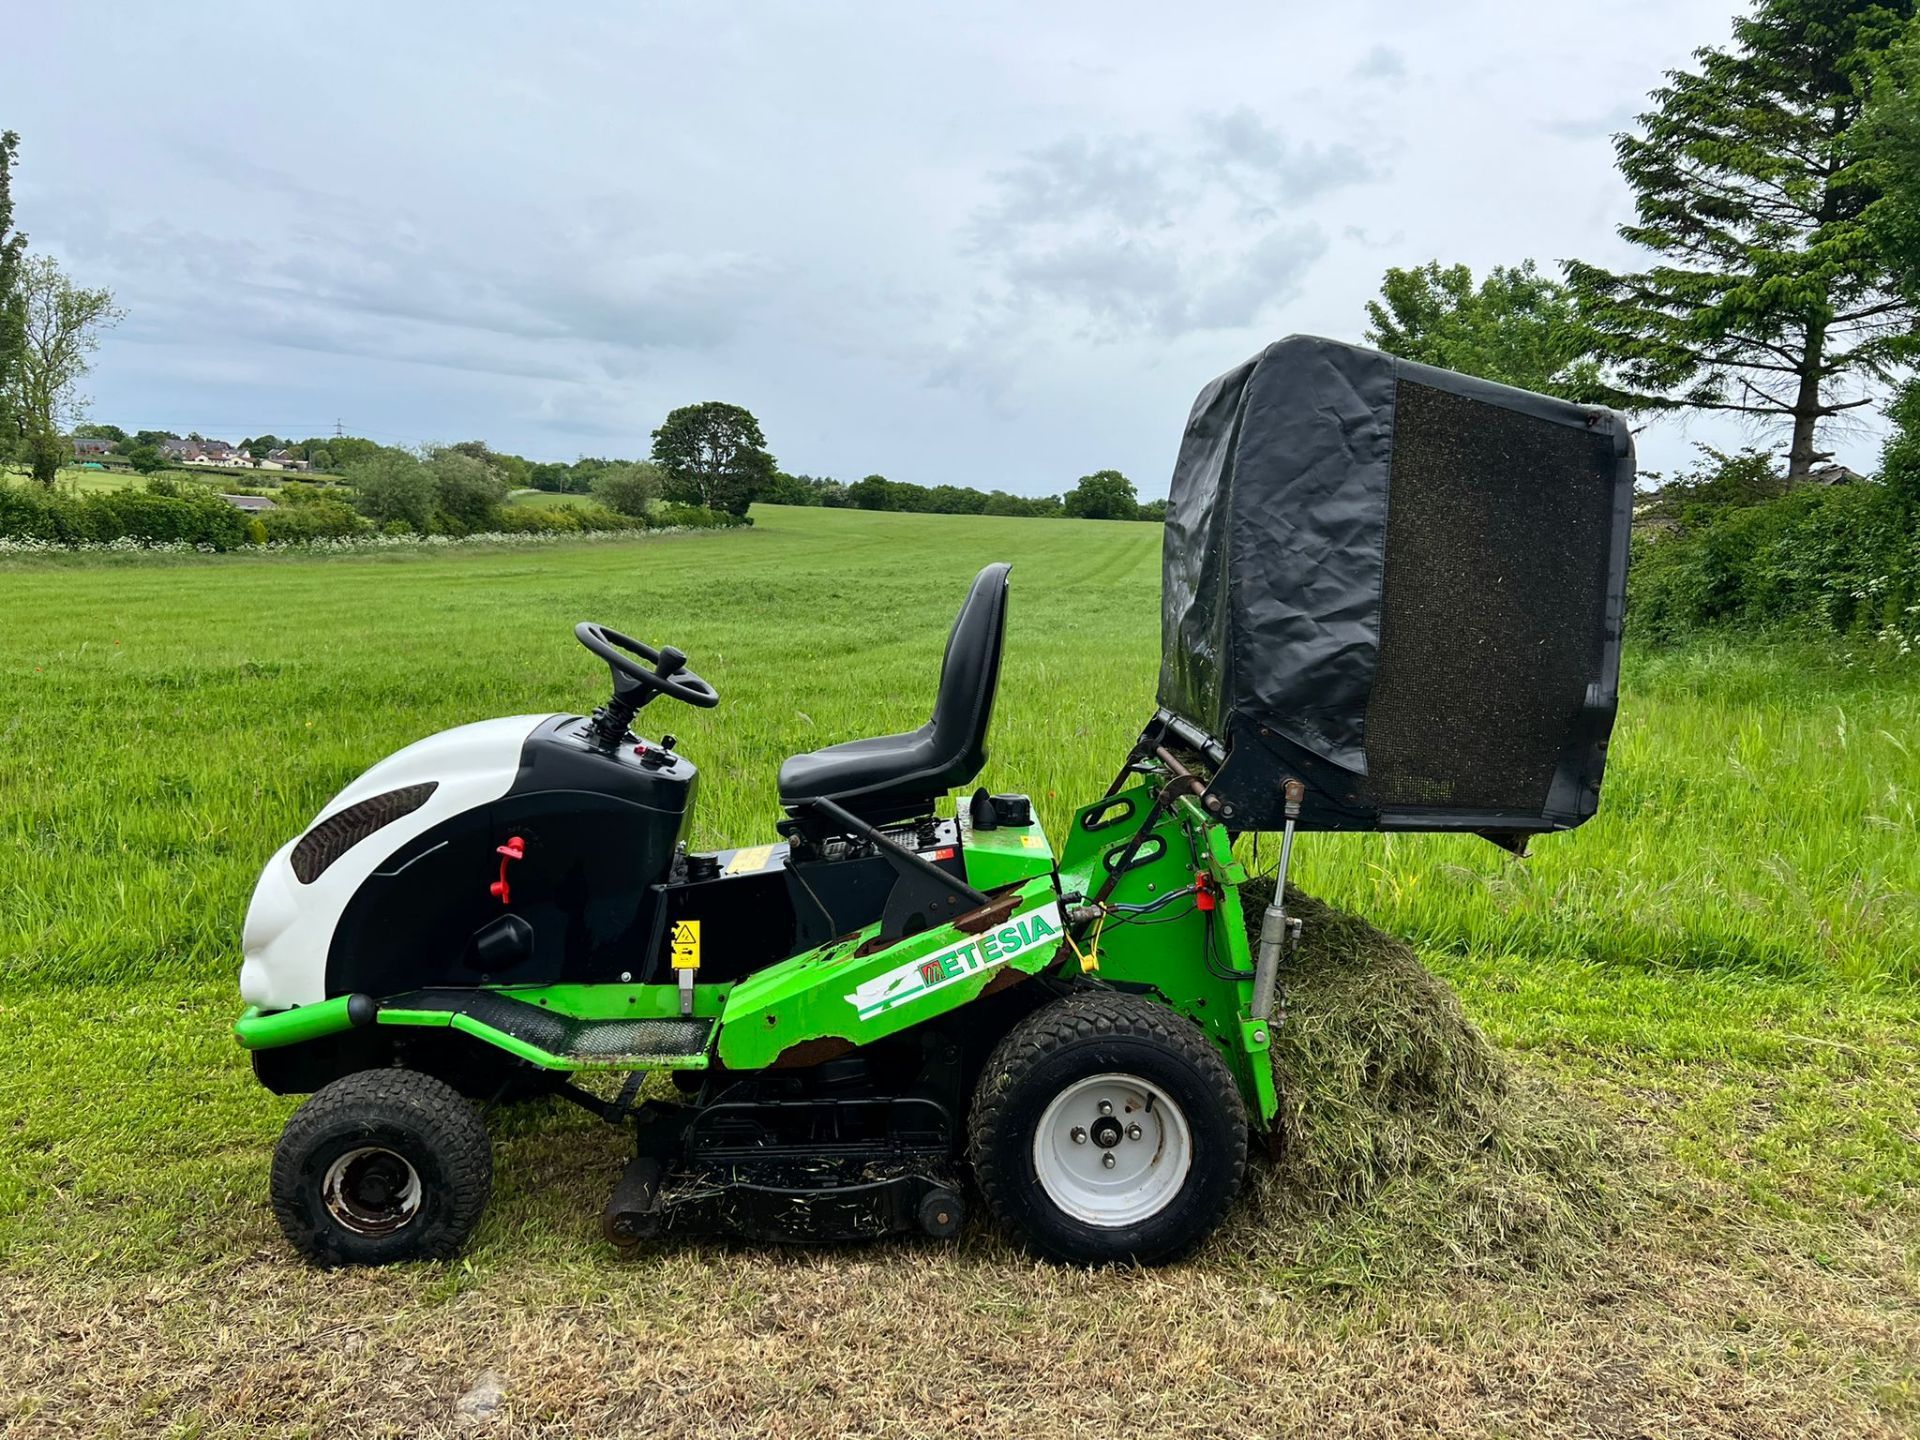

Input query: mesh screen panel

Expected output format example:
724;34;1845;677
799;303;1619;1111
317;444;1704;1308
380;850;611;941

1362;381;1616;813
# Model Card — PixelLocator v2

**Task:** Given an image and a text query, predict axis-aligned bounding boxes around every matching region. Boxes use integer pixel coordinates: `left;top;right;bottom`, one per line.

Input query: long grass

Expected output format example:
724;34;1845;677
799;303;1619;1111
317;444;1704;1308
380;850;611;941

2;505;1915;988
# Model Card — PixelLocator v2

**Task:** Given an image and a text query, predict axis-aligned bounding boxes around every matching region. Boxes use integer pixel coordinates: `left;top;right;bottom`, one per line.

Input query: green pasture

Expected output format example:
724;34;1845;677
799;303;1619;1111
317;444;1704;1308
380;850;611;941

1;463;346;495
1;504;1915;990
5;463;187;493
507;487;596;508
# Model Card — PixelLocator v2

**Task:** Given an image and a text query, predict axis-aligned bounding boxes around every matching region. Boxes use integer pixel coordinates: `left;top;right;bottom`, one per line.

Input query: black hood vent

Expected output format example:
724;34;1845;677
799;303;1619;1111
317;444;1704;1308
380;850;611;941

291;782;439;884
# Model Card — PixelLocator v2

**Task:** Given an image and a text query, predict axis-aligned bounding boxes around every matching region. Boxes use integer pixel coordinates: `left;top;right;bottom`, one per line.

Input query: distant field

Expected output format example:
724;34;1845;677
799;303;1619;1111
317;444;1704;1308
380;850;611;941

7;463;200;493
1;505;1916;1436
2;463;345;493
507;487;596;508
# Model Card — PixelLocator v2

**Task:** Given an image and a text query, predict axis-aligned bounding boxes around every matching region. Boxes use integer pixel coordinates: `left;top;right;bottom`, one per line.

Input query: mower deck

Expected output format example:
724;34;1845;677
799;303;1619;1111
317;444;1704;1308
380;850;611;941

605;1076;968;1247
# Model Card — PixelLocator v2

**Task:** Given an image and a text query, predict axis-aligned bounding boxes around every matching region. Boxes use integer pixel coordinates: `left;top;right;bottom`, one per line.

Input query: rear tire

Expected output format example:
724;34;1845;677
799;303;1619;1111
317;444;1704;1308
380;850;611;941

270;1068;493;1267
968;992;1246;1265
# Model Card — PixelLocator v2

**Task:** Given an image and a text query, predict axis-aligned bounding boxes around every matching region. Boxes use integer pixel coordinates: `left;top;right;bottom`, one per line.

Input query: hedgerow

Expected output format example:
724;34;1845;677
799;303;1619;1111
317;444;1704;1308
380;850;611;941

1629;484;1918;645
0;481;751;553
0;482;249;549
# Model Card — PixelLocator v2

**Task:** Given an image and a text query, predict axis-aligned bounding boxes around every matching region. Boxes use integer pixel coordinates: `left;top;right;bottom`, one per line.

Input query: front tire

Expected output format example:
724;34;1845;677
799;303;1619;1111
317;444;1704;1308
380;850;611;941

270;1068;493;1266
968;993;1247;1265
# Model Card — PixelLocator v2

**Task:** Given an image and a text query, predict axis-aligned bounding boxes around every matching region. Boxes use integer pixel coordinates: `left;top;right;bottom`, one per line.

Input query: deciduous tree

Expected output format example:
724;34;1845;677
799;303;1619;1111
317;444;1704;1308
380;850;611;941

347;450;435;532
1365;260;1616;402
590;460;663;517
301;435;381;471
1063;469;1138;520
425;449;509;532
650;401;775;515
12;253;124;484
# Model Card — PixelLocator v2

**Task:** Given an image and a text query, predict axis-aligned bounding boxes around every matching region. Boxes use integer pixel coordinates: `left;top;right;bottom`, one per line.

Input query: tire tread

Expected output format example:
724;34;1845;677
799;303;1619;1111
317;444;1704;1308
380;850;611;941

969;991;1247;1264
270;1067;492;1266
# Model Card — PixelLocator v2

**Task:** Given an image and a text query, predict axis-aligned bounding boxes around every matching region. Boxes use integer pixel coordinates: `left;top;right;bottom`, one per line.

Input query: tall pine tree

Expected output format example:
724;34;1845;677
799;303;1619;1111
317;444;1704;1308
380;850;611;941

1863;15;1920;296
1569;0;1918;476
1862;18;1920;510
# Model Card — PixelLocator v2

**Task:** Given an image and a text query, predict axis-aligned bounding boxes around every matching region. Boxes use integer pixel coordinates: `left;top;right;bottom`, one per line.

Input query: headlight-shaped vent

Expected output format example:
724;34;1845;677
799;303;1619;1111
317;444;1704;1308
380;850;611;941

290;782;438;884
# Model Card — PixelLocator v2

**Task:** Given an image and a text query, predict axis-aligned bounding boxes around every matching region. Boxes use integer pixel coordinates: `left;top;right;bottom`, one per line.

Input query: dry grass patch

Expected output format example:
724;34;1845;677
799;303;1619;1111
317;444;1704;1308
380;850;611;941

2;1219;1913;1439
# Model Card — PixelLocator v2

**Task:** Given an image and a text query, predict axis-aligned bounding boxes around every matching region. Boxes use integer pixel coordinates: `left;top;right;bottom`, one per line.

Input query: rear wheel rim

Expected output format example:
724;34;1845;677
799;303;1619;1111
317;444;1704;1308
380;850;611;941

322;1147;423;1236
1032;1072;1192;1227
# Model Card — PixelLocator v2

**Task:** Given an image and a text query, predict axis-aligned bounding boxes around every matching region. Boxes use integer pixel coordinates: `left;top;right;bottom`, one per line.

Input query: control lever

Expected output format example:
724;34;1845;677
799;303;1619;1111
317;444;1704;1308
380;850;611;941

490;835;526;905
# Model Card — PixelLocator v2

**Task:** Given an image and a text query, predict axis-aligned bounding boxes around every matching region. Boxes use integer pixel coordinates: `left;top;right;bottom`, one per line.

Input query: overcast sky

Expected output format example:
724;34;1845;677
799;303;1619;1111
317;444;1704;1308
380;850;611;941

12;1;1881;495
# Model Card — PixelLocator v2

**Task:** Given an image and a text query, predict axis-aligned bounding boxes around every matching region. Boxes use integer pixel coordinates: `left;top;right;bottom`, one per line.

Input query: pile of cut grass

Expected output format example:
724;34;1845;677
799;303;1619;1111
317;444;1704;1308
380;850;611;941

1235;878;1635;1287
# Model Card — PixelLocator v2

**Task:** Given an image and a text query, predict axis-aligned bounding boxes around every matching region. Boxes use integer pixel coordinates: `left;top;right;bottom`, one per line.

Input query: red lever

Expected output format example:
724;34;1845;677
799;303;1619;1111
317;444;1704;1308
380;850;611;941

490;836;526;904
1194;872;1216;912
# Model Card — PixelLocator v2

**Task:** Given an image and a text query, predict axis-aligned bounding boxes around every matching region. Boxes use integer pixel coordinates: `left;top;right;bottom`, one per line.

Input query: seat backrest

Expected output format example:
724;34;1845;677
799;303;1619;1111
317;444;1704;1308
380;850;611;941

926;562;1011;786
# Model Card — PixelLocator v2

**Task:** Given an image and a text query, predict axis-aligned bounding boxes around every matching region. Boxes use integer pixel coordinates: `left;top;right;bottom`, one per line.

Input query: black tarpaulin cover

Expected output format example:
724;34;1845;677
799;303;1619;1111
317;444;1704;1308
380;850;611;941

1158;335;1634;835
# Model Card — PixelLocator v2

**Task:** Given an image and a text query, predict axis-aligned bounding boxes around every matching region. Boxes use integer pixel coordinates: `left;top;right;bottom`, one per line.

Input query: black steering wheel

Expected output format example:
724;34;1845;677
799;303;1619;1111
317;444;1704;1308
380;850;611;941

574;622;720;709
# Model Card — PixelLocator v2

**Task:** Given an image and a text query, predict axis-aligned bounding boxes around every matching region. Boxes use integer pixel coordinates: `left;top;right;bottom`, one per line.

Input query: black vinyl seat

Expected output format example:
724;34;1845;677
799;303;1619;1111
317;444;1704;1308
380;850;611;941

779;563;1010;824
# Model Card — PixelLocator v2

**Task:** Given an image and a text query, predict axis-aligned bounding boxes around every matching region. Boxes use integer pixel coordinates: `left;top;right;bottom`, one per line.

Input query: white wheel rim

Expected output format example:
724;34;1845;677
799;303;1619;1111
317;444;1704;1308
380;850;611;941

1032;1072;1192;1228
322;1146;423;1236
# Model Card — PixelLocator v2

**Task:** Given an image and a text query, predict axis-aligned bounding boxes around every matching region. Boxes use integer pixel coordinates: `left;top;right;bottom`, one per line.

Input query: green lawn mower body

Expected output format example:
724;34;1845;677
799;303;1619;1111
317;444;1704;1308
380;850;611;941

236;336;1635;1267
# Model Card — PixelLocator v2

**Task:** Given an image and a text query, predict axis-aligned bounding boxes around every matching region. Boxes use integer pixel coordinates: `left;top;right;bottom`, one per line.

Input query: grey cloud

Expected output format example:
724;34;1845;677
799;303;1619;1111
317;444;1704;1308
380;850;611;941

975;135;1182;234
1195;108;1381;203
995;225;1325;339
1351;45;1407;80
1182;227;1329;330
960;111;1364;347
1000;238;1184;332
42;188;785;384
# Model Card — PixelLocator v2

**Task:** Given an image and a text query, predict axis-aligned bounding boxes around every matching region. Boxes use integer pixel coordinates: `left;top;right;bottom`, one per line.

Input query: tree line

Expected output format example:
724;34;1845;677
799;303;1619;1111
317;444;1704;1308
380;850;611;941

757;467;1161;520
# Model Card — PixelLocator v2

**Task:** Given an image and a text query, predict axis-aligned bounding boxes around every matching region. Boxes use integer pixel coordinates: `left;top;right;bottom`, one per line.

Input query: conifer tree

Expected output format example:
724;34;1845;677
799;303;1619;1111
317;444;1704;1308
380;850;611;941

1570;0;1918;476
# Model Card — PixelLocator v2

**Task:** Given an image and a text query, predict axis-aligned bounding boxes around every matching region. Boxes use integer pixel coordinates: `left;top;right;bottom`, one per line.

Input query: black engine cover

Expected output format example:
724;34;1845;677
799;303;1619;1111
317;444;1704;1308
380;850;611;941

326;717;696;997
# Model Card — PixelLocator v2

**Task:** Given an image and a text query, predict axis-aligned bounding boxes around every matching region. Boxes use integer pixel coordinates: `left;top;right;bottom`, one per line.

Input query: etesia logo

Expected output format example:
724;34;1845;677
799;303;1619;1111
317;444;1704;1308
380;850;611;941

846;902;1062;1020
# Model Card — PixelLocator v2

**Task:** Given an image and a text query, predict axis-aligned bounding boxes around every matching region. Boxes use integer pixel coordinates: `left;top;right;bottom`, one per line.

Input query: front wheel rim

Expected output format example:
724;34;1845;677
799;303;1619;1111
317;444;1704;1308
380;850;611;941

322;1146;424;1236
1031;1072;1192;1227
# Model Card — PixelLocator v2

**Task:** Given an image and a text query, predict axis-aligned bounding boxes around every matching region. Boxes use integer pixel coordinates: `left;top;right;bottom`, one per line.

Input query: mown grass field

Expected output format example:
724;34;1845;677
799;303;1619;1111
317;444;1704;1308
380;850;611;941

2;464;348;494
506;487;597;508
2;506;1917;1437
4;463;206;493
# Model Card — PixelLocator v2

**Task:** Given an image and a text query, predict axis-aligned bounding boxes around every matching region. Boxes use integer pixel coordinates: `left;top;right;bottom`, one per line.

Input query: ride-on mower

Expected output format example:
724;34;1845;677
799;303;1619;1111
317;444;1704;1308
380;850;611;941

236;336;1635;1266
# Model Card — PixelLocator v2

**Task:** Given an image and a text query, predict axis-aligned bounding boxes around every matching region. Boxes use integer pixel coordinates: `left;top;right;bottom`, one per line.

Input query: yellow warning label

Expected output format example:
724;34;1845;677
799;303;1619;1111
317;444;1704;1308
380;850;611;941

670;919;702;970
1020;834;1043;848
723;844;776;875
